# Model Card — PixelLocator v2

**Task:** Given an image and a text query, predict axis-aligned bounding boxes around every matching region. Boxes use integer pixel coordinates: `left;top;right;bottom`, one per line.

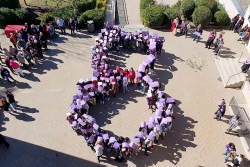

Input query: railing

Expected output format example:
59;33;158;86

225;69;250;87
229;97;250;139
111;0;116;25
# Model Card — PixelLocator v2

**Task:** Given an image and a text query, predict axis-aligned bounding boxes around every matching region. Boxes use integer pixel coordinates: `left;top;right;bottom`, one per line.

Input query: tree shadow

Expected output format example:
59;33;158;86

0;136;105;167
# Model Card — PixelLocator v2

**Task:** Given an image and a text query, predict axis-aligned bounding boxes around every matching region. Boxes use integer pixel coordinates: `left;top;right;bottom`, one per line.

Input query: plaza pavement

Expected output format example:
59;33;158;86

0;25;250;167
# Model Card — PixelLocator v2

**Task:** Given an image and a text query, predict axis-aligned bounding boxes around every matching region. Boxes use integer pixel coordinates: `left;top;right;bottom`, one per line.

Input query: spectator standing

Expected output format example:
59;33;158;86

229;14;240;30
226;115;240;134
9;33;17;48
57;18;66;34
234;17;245;33
6;90;17;110
9;60;24;77
214;38;224;55
95;144;104;163
39;22;46;35
17;53;28;70
68;18;75;35
39;32;48;50
9;46;18;61
123;77;129;93
73;15;79;32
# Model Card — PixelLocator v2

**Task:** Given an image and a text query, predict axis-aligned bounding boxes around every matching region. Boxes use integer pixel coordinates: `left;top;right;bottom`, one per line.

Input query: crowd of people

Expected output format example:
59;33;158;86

170;17;225;56
66;23;178;163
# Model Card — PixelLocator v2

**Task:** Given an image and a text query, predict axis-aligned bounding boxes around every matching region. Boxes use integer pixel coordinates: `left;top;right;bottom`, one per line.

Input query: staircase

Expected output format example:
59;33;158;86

214;58;245;88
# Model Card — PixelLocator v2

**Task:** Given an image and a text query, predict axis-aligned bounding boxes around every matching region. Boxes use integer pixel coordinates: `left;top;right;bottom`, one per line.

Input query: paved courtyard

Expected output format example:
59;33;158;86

0;25;250;167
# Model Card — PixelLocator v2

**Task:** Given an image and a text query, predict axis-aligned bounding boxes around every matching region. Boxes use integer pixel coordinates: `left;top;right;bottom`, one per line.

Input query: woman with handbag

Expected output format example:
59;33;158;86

68;18;75;35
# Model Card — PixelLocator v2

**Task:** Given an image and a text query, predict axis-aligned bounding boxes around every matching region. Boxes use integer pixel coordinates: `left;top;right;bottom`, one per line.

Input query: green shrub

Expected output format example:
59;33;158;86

140;0;155;17
217;1;225;11
72;0;97;14
213;11;230;26
0;7;16;26
198;0;217;14
180;0;195;18
193;6;212;26
97;0;106;10
52;6;75;25
163;0;181;26
0;0;20;9
163;8;178;27
79;9;105;29
141;5;164;27
13;8;29;24
41;12;54;25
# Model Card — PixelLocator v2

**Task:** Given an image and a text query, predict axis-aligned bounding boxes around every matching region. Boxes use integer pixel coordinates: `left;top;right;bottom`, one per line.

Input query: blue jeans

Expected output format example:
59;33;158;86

123;85;128;92
11;101;17;110
223;151;229;162
193;35;200;41
239;32;245;36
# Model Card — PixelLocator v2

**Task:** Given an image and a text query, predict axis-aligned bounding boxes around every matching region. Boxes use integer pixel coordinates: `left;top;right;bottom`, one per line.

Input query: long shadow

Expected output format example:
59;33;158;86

0;137;105;167
15;104;39;114
0;79;32;89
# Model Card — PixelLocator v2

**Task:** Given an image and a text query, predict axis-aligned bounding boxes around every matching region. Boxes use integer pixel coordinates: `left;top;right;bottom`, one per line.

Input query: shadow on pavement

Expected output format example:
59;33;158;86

0;137;105;167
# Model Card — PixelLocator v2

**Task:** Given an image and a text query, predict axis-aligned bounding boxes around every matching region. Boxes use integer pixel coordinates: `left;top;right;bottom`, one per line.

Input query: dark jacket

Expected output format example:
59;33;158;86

196;27;203;34
39;25;46;34
7;93;15;103
1;68;10;78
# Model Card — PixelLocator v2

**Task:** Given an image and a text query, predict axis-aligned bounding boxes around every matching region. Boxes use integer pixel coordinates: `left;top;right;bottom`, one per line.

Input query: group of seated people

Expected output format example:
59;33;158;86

66;25;175;163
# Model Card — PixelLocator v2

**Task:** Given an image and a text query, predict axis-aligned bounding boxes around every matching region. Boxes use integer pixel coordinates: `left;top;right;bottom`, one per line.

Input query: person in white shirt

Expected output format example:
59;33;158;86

227;154;244;167
226;115;240;134
57;18;65;34
95;144;104;163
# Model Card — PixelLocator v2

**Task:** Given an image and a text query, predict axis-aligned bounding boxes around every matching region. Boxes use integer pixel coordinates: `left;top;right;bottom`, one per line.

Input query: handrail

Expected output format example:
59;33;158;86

225;69;250;86
238;51;244;63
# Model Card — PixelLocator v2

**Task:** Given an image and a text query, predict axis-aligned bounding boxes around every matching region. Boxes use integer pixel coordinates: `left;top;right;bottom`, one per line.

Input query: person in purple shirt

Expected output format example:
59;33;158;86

223;143;236;163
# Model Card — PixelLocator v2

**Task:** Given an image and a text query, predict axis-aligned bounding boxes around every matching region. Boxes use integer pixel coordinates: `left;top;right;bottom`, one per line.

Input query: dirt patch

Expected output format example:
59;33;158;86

20;0;71;24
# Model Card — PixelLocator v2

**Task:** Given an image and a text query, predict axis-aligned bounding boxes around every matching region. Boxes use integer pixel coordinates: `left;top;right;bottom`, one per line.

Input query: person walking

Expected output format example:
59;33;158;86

9;60;24;77
0;133;10;148
214;38;224;55
226;115;240;134
223;143;236;163
57;18;66;34
6;90;17;110
215;99;226;114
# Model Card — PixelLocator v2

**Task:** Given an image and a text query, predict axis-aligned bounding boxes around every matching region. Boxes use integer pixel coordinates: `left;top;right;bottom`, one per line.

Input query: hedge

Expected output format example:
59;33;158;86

52;6;75;25
97;0;106;10
193;6;212;26
14;8;30;24
198;0;217;14
0;7;29;26
0;0;20;9
141;5;164;27
163;0;181;26
72;0;97;14
180;0;195;18
140;0;155;17
79;9;105;29
214;11;230;26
